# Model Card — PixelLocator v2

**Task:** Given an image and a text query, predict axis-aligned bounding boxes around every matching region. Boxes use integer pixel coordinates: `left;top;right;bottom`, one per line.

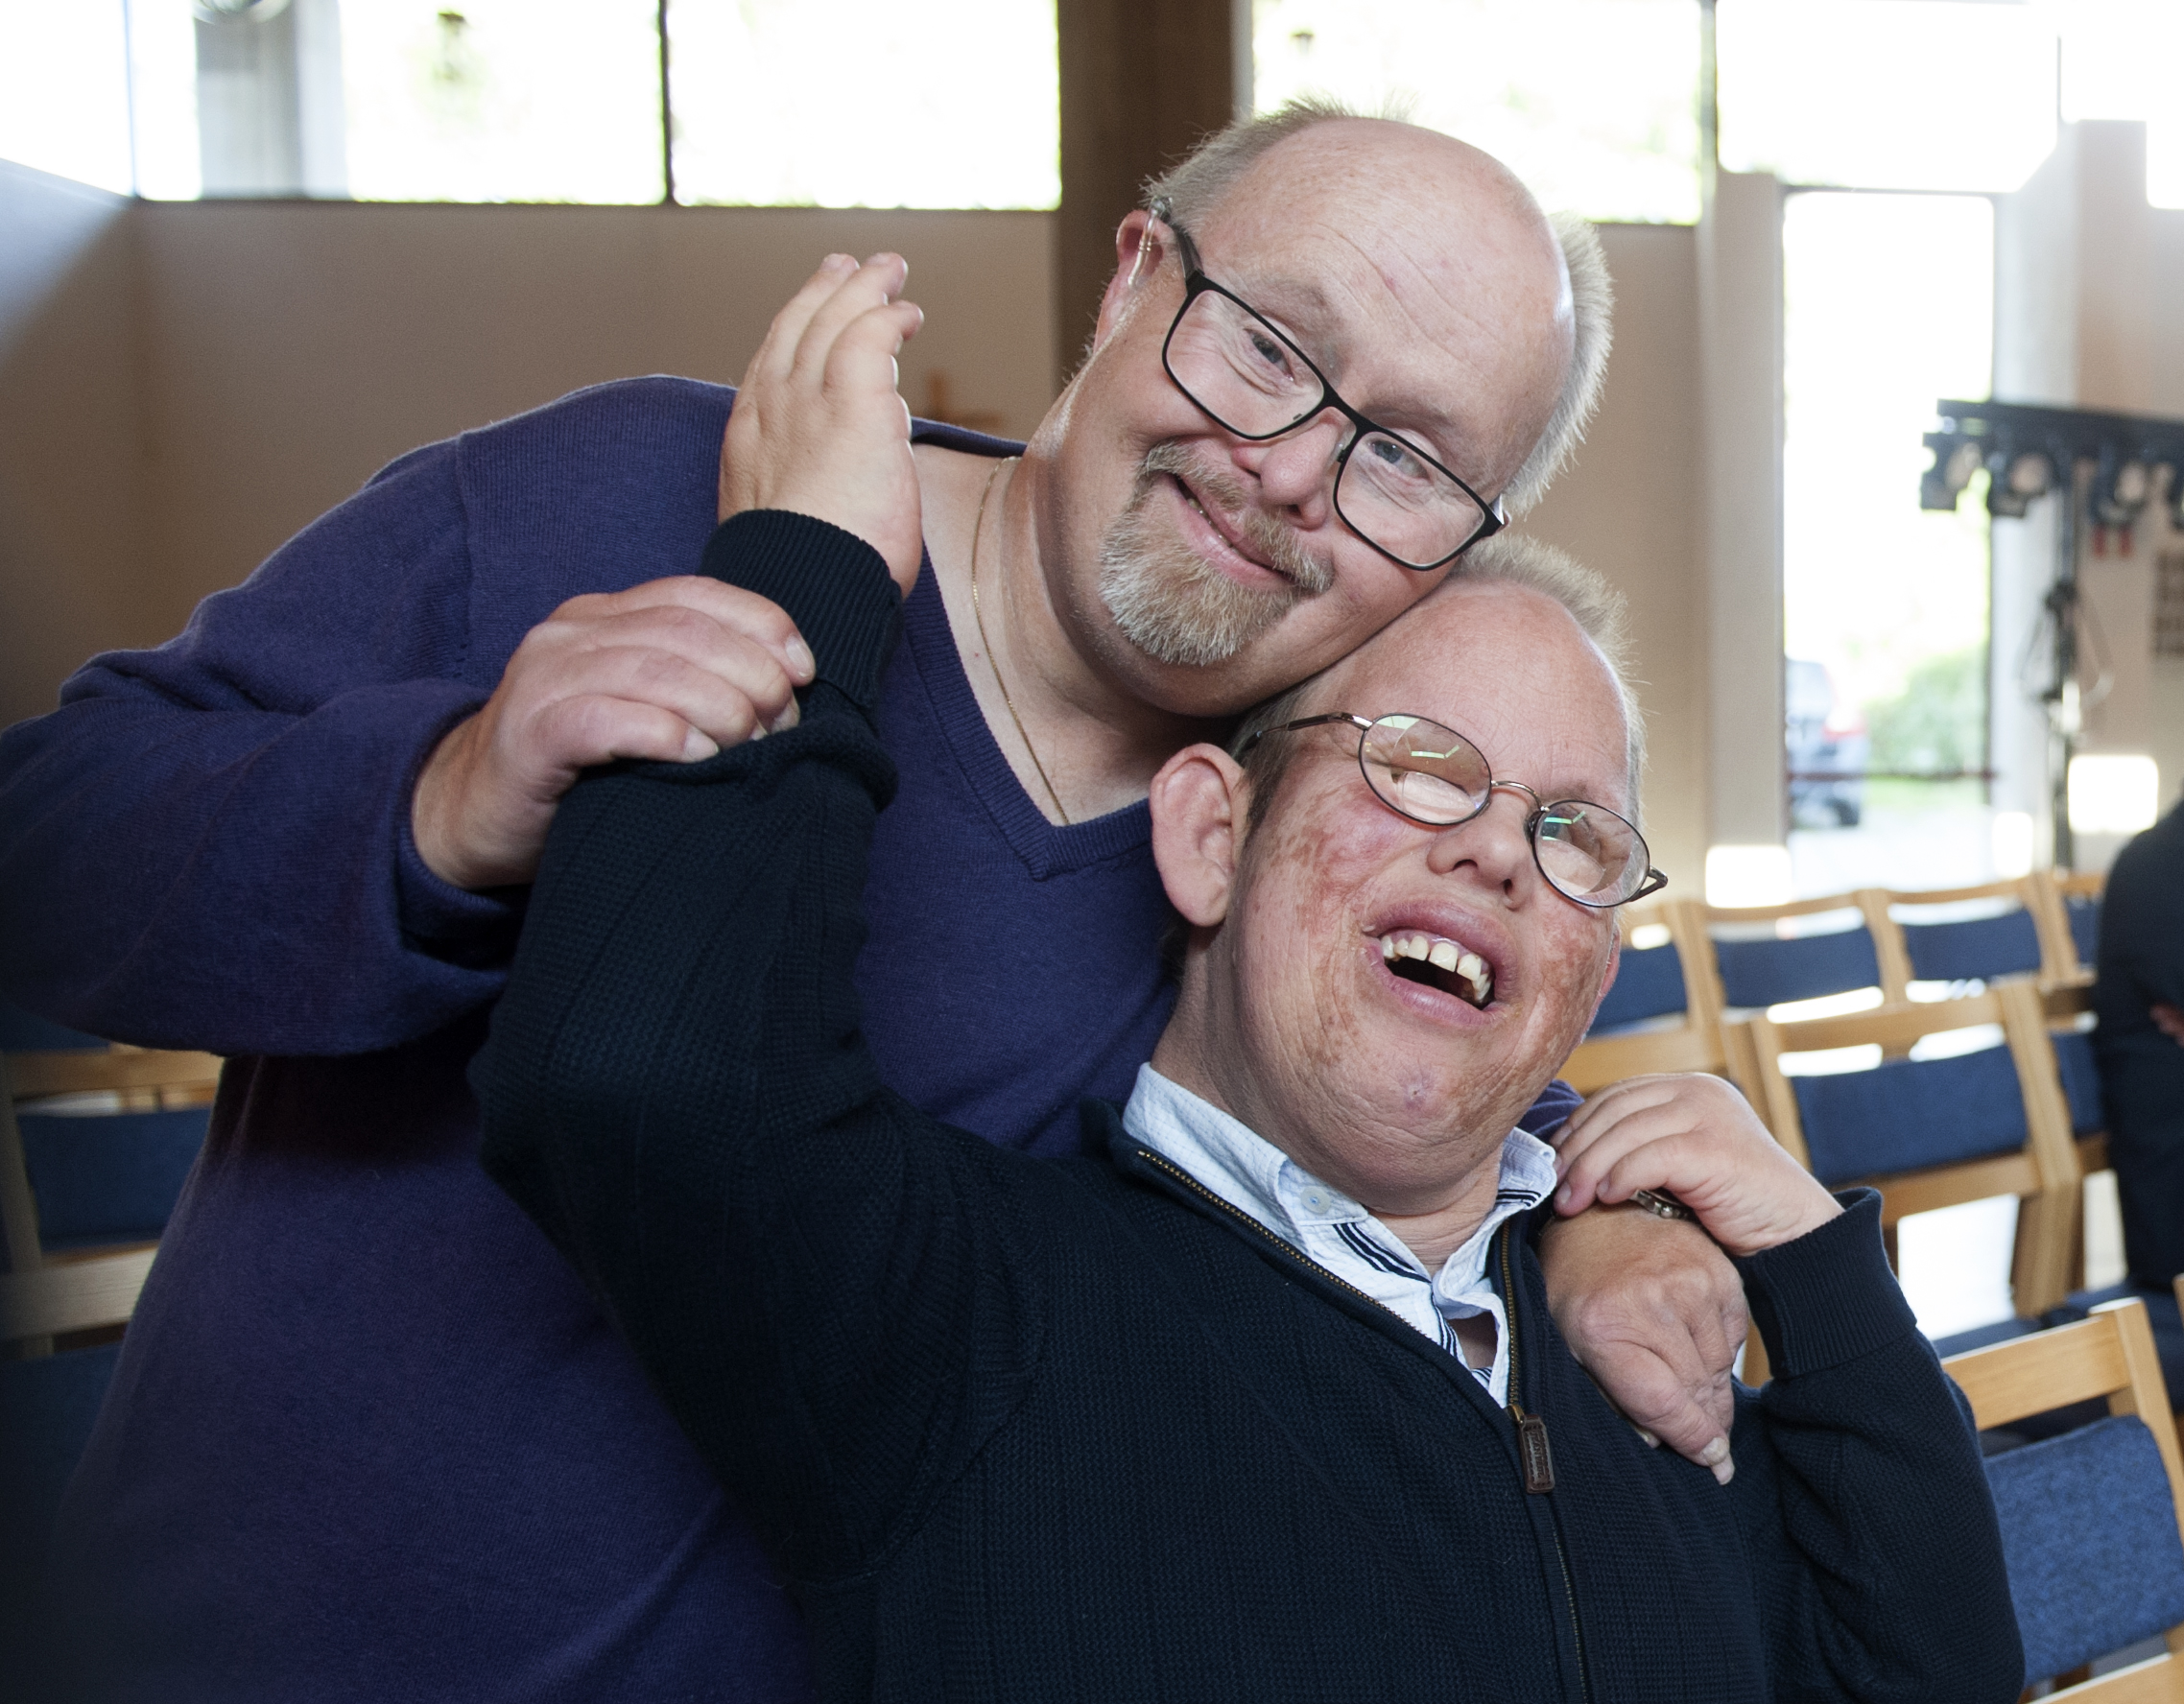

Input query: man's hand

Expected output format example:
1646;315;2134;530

411;579;815;890
720;251;926;594
2152;1001;2184;1046
1555;1073;1842;1259
1538;1208;1745;1484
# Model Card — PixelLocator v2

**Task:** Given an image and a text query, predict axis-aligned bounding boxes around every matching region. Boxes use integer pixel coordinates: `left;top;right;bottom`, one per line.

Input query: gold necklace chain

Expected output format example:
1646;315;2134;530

968;456;1071;826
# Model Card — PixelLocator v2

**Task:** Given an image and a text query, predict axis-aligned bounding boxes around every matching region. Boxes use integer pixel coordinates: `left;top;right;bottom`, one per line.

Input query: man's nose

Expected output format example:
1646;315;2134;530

1424;787;1536;894
1228;411;1343;523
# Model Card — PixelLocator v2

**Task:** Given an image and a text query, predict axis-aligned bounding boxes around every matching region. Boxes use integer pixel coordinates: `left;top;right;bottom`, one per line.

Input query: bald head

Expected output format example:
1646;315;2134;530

1147;105;1607;514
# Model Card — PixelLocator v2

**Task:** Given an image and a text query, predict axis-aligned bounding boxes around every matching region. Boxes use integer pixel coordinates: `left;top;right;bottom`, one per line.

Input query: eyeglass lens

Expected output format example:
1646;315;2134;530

1358;716;1649;906
1164;288;1488;570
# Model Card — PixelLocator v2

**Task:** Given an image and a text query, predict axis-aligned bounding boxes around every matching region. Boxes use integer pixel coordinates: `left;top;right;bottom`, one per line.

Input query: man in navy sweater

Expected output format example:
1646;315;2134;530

3;107;1749;1698
476;511;2021;1702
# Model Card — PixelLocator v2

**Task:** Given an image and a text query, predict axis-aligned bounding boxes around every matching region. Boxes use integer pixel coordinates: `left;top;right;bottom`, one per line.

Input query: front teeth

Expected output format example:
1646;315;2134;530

1380;932;1493;1006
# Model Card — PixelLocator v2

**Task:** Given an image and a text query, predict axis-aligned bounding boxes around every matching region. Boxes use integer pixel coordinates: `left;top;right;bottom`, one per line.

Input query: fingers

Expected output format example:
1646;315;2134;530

558;579;816;688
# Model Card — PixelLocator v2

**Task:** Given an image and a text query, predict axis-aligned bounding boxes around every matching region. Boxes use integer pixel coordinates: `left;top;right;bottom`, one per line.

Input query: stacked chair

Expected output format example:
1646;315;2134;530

1573;869;2124;1383
1945;1295;2184;1697
1;1006;219;1681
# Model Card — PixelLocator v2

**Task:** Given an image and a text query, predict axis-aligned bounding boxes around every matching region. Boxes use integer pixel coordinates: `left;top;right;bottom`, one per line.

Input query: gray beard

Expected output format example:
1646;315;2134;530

1096;444;1333;668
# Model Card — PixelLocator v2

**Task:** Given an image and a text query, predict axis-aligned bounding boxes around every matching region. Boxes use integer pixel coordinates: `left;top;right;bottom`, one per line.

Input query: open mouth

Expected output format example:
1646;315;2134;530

1379;931;1495;1009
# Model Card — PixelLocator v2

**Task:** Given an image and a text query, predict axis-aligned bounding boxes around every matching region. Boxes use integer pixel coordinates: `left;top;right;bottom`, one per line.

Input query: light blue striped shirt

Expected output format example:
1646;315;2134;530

1121;1064;1559;1406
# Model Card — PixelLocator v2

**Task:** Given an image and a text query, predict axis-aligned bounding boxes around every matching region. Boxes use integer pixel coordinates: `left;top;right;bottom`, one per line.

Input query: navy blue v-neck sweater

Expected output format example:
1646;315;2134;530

476;509;2023;1704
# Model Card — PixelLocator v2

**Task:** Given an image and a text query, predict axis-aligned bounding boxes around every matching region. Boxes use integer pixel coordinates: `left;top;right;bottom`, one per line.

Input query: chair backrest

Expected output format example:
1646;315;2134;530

1701;889;1902;1012
2;1031;219;1272
1565;900;1735;1095
1944;1299;2184;1697
1882;877;2053;996
2035;869;2108;982
1738;979;2081;1314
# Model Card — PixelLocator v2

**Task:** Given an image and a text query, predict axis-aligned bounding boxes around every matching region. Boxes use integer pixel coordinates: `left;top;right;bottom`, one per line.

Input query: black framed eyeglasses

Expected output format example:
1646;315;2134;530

1150;201;1507;572
1240;712;1667;909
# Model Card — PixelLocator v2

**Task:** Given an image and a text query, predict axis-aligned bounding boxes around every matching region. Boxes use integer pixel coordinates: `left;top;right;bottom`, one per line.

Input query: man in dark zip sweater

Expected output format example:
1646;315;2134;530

475;503;2022;1701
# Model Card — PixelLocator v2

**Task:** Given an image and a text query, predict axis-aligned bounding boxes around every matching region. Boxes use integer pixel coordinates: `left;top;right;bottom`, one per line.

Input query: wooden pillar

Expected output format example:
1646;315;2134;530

1055;0;1244;388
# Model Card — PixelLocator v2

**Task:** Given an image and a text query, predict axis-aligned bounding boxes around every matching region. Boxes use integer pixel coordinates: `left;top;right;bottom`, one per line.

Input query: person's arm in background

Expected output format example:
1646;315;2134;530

0;418;811;1058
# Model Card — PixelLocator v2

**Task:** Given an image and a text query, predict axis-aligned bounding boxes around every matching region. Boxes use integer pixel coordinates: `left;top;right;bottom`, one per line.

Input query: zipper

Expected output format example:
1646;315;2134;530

1132;1148;1400;1317
1137;1148;1589;1701
1499;1222;1589;1703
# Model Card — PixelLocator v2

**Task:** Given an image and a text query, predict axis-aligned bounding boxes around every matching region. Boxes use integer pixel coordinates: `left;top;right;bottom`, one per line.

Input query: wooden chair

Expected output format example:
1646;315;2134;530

1872;876;2058;1003
1699;888;1903;1014
1563;899;1741;1093
1943;1298;2184;1699
1737;978;2082;1318
2035;869;2108;983
2;1025;217;1351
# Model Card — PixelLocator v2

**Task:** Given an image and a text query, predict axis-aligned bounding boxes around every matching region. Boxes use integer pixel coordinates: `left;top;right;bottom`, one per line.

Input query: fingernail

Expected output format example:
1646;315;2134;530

786;637;815;678
1698;1435;1729;1466
1636;1428;1659;1449
769;700;800;735
1555;1184;1573;1208
681;729;720;762
1712;1455;1736;1487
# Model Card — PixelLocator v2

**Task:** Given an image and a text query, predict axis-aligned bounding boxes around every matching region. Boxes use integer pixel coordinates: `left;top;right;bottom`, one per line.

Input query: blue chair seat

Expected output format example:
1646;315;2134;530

1713;927;1880;1009
1900;908;2043;985
17;1106;209;1248
1585;940;1688;1034
1987;1414;2184;1685
1790;1044;2030;1186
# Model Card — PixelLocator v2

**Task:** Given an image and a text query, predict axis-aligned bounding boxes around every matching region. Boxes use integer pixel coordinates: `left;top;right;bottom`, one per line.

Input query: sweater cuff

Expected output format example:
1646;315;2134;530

1733;1189;1918;1378
700;509;904;712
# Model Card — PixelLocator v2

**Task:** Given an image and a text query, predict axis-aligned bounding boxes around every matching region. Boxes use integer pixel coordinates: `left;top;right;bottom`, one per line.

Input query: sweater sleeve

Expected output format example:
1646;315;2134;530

475;513;1048;1585
0;443;517;1055
1724;1190;2024;1703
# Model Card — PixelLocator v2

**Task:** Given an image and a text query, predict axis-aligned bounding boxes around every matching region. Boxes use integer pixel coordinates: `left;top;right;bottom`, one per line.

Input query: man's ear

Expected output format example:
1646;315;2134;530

1092;209;1168;350
1149;742;1248;928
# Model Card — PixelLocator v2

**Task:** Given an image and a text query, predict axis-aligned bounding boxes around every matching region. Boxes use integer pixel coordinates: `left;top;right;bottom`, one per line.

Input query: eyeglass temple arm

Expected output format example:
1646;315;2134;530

1235;712;1372;754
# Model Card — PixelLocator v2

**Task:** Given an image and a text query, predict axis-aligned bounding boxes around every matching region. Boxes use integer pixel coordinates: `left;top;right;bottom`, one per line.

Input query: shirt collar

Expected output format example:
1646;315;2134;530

1120;1063;1558;1287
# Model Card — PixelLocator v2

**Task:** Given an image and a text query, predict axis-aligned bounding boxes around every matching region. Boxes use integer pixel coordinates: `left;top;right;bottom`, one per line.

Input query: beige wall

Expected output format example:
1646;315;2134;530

0;164;148;729
1526;224;1708;892
0;178;1712;879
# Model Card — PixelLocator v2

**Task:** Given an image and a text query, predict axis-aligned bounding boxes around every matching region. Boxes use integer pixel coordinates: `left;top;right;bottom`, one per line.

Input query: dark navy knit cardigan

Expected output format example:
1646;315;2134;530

476;509;2024;1704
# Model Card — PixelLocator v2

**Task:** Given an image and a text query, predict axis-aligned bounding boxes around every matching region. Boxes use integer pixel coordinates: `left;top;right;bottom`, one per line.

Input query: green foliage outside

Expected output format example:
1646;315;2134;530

1864;646;1985;776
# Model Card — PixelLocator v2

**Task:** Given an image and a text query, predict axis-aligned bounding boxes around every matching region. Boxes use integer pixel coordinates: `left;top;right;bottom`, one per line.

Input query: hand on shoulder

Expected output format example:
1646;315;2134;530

1553;1073;1841;1259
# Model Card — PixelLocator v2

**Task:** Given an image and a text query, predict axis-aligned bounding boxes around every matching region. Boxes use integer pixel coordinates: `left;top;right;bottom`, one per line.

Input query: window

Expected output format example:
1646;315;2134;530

1250;0;1702;225
1780;191;1996;893
5;0;1058;210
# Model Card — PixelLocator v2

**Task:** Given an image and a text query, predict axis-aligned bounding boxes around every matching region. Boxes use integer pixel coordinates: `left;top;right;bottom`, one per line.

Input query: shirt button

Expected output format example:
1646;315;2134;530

1301;1188;1331;1213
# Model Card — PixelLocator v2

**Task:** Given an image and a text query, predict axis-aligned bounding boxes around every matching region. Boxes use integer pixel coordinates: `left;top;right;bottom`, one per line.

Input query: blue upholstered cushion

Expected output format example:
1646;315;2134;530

18;1106;209;1248
1587;941;1689;1033
2051;1030;2106;1136
1900;909;2043;984
1790;1045;2026;1185
0;1340;121;1569
0;1006;107;1052
1713;928;1880;1008
2068;897;2101;968
1932;1315;2041;1359
1986;1414;2184;1684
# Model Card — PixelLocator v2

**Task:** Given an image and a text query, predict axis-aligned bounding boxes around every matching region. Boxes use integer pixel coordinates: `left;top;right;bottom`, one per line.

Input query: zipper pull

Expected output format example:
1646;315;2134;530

1510;1402;1555;1494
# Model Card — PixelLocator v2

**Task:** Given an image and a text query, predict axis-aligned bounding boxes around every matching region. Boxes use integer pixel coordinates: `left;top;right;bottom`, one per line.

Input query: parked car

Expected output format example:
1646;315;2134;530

1787;658;1868;828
